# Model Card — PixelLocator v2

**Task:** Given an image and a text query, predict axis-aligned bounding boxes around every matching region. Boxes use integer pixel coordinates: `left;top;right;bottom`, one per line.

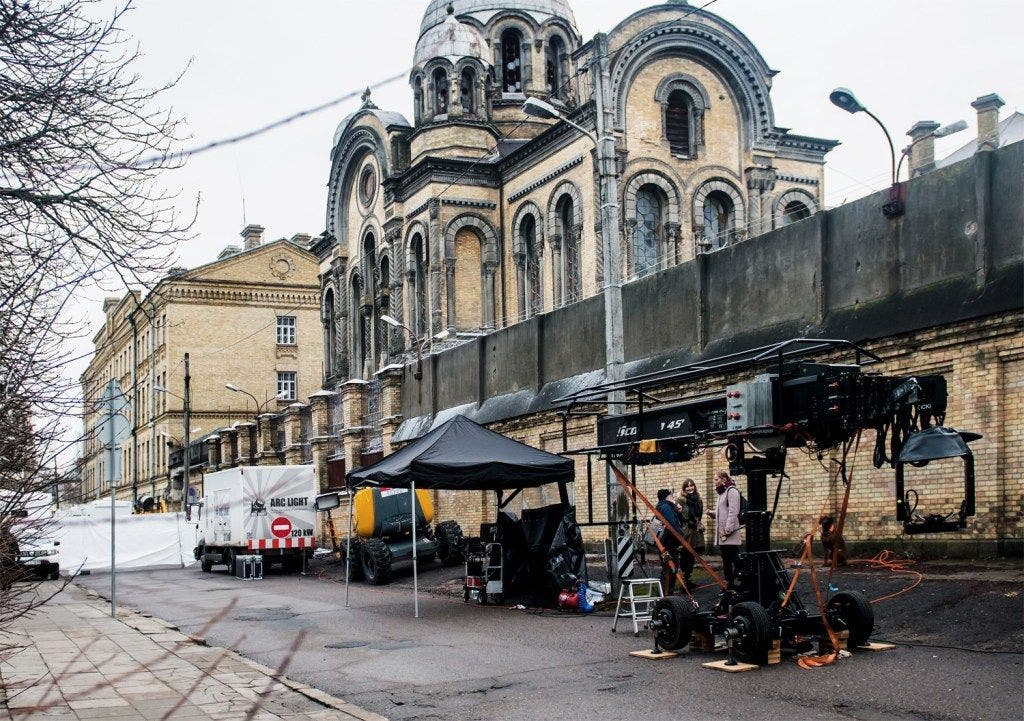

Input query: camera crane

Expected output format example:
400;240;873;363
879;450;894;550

556;338;978;664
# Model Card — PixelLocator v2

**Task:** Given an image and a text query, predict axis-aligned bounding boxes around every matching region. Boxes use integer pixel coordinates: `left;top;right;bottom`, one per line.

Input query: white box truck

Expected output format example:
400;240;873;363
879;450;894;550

195;466;317;574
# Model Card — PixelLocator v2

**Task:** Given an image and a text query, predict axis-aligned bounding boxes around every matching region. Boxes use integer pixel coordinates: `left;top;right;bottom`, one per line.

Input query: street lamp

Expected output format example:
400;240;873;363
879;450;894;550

896;119;967;181
830;87;905;217
224;384;289;428
159;428;201;447
380;314;449;381
153;366;193;513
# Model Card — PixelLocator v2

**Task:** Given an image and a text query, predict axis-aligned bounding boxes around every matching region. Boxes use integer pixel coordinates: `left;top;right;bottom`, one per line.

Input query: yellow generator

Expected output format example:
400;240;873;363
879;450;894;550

347;487;463;584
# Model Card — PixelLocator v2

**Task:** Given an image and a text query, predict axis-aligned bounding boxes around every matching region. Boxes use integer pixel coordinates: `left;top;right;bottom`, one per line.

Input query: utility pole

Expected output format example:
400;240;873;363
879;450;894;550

129;314;138;507
182;352;191;515
100;379;129;618
592;33;630;593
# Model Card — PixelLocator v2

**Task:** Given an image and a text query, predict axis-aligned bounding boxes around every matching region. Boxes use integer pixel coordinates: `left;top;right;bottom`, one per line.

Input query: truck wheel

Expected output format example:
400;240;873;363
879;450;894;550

729;601;772;665
360;538;392;585
201;558;213;573
826;591;874;650
435;520;465;567
651;596;694;650
224;549;237;575
48;565;60;581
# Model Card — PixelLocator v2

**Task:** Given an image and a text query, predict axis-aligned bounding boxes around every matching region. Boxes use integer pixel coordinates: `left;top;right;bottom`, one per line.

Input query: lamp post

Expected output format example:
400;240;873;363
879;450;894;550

829;87;908;218
379;314;449;381
153;353;191;512
522;93;627;590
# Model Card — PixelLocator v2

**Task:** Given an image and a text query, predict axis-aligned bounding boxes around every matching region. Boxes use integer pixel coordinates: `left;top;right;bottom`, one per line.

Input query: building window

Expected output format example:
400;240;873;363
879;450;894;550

501;29;523;93
703;191;735;250
556;194;580;305
666;89;692;156
521;214;542;317
277;371;297;401
632;186;663;277
546;36;565;100
460;67;476;115
781;199;811;226
358;164;377;207
276;315;296;345
323;289;337;379
432;67;449;116
411;234;428;339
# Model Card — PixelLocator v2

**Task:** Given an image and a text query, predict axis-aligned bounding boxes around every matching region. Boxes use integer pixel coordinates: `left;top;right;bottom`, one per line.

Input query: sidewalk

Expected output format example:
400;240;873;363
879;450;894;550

0;582;386;721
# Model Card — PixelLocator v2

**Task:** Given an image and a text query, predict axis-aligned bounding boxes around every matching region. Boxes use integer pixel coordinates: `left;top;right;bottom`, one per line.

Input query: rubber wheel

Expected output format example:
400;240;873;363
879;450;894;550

418;552;437;565
201;558;212;573
224;548;237;575
651;596;694;651
729;601;772;665
343;539;365;581
360;538;392;585
48;566;60;581
435;520;465;567
827;590;874;650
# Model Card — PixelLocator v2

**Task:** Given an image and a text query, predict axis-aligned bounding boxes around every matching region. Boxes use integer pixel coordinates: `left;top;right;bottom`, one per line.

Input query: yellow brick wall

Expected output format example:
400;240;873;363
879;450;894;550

454;227;483;330
406;313;1023;550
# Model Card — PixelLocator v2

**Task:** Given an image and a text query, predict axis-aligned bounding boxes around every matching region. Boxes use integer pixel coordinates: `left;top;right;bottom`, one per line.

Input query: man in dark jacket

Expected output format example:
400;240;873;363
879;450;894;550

655;489;684;595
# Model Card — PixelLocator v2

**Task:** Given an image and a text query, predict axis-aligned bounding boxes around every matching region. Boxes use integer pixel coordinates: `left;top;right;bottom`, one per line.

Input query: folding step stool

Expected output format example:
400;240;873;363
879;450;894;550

612;578;664;635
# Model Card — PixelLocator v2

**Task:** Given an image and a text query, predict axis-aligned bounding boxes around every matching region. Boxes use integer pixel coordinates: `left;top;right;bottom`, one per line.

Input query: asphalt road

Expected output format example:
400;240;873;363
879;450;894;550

77;559;1023;721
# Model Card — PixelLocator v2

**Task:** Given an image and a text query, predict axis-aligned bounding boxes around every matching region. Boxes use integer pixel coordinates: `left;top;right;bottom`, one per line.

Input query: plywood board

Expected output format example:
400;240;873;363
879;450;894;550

629;649;679;660
702;659;758;673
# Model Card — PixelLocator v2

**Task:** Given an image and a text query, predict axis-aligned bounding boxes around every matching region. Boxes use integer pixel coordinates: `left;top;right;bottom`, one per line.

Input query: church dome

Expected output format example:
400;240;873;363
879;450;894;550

413;4;490;69
419;0;578;37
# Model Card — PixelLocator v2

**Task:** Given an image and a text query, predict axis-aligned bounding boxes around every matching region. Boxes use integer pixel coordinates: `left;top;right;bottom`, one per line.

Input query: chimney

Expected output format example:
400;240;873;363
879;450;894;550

906;120;939;177
971;93;1004;152
240;223;265;250
103;297;121;316
289;232;312;247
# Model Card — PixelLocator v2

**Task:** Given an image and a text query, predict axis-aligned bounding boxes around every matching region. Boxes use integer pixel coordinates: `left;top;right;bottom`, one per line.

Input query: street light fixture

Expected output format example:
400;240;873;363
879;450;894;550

379;315;450;380
829;86;904;217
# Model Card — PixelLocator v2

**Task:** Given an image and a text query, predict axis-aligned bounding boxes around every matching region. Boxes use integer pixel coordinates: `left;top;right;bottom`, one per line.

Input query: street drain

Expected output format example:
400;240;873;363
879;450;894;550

232;607;298;622
325;641;369;649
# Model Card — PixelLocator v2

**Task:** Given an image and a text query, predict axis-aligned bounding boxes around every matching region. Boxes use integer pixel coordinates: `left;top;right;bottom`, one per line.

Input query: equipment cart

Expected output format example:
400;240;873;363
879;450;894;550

464;541;503;604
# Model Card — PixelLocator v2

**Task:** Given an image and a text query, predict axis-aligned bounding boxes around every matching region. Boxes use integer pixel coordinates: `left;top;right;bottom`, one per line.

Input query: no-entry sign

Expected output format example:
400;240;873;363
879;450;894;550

270;516;292;538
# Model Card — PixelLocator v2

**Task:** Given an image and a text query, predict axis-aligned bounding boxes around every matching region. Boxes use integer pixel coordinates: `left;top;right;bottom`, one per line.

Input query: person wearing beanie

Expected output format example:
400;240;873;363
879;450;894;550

655;488;685;594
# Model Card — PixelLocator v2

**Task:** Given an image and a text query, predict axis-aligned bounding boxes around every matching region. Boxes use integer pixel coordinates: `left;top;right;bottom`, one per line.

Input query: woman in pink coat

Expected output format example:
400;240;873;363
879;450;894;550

707;470;742;586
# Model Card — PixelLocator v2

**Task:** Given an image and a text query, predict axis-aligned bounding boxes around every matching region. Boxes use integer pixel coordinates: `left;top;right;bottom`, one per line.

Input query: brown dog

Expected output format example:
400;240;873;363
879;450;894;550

819;515;847;566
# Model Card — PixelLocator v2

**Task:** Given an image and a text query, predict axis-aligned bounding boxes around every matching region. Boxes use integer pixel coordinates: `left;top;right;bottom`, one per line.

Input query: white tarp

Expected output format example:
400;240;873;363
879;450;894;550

55;512;197;573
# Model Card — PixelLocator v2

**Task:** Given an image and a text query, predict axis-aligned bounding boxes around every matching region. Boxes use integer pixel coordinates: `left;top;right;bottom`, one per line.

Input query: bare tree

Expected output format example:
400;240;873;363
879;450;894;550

0;0;192;624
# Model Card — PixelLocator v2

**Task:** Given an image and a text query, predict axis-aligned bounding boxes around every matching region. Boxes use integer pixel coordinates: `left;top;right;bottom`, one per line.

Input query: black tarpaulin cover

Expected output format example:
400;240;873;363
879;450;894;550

347;415;574;490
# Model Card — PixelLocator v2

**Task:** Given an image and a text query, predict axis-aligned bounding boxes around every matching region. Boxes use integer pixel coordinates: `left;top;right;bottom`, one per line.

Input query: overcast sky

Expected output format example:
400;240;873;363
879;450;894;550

69;0;1022;425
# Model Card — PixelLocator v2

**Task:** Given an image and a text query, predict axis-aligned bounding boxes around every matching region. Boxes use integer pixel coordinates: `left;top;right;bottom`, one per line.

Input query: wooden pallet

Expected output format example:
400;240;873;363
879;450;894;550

702;659;758;673
858;642;896;651
767;638;782;665
630;649;679;660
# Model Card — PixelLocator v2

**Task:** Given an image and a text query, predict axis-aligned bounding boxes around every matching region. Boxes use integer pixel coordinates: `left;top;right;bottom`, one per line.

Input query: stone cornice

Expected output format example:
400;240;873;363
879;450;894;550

162;283;319;306
508;155;585;202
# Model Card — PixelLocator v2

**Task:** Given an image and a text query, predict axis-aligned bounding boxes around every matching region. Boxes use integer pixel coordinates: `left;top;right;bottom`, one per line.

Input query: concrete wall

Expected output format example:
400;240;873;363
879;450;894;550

400;141;1023;430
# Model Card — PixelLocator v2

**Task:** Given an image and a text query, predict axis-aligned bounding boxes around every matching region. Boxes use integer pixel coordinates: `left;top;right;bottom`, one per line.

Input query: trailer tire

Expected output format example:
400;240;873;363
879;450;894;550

435;520;464;567
201;558;213;573
224;548;237;575
827;590;874;650
360;538;392;585
651;596;694;651
48;564;60;581
729;601;772;665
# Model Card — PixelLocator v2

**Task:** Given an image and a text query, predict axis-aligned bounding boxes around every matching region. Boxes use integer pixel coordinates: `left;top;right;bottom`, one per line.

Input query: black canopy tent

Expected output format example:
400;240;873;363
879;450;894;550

344;415;577;616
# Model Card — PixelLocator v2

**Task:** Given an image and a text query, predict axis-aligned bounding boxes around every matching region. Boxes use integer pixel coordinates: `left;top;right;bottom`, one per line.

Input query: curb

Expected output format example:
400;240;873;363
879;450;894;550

74;583;387;721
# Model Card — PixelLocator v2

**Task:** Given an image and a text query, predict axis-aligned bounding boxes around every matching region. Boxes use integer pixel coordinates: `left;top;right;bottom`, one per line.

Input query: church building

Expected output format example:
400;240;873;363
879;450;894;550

314;0;836;384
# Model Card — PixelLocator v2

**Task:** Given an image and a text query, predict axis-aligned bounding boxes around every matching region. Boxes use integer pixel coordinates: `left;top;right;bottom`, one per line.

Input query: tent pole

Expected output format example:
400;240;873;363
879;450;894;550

345;486;353;608
411;481;419;618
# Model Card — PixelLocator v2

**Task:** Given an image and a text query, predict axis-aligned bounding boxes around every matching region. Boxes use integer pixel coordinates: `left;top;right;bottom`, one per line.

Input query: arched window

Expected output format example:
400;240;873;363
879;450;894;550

781;200;811;226
432;67;449;116
703;191;735;250
378;256;391;357
351;274;366;379
632;186;663;277
323;289;337;379
413;76;424;124
557;195;580;304
501;29;523;93
521;214;541;317
460;67;476;115
666;89;692;156
546;36;565;99
411;234;428;338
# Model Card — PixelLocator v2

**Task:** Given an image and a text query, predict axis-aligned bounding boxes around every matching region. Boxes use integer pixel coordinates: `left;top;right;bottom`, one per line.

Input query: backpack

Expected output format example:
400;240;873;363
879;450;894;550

731;486;750;525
